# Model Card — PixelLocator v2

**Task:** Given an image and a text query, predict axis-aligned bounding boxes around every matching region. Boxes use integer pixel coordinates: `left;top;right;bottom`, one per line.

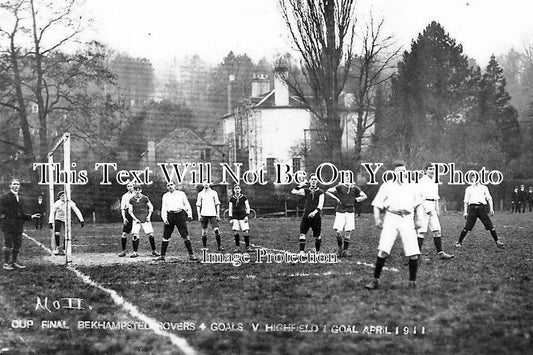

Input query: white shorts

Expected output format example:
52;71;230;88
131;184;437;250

132;221;154;235
333;212;355;232
418;201;441;233
378;212;420;257
232;219;249;231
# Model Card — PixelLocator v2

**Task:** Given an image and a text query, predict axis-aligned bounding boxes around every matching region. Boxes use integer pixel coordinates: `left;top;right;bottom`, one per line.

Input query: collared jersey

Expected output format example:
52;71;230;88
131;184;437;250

418;175;439;200
162;190;192;221
303;187;324;217
197;189;220;217
129;194;151;222
331;184;361;213
464;184;492;205
229;194;248;220
49;199;84;223
372;182;423;213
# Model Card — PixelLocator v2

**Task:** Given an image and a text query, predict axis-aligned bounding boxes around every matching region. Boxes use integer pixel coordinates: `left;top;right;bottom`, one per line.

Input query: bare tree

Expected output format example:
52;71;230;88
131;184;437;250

351;15;399;165
0;0;115;169
0;0;33;162
279;0;356;165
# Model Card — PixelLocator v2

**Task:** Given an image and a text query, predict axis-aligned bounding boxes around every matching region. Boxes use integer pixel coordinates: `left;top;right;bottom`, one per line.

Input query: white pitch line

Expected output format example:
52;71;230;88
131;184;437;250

251;244;399;272
23;233;196;355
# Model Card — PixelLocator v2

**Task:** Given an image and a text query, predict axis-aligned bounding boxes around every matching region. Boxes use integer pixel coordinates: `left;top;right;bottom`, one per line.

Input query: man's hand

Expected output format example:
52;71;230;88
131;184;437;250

187;216;193;222
463;212;468;219
216;216;220;221
80;221;85;228
123;219;128;225
308;210;317;218
198;216;204;222
374;218;383;229
163;218;169;225
489;209;495;216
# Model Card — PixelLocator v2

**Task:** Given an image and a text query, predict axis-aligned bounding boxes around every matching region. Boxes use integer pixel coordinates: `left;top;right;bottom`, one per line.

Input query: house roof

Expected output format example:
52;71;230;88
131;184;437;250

140;127;224;157
221;90;309;119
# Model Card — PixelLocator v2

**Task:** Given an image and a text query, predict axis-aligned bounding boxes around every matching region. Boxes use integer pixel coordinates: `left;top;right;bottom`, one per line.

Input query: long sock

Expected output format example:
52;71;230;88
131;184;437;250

121;237;127;251
12;250;18;263
132;239;139;252
408;259;418;281
161;240;169;256
343;239;350;250
336;235;343;248
244;234;250;247
489;229;499;242
234;233;240;246
458;229;468;244
202;235;207;248
149;236;156;251
417;237;424;250
315;238;321;252
433;237;443;253
4;250;10;264
215;234;221;248
184;240;193;255
299;238;306;252
55;233;60;247
374;257;386;279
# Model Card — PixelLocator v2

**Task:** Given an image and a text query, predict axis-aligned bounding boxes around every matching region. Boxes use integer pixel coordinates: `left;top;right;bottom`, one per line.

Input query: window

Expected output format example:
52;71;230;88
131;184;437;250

200;148;211;161
267;157;275;177
292;157;301;172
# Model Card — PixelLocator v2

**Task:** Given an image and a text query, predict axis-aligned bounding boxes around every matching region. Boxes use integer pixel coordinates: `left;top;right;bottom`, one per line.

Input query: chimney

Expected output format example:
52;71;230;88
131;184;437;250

251;73;270;98
147;141;156;166
274;66;289;106
227;74;235;114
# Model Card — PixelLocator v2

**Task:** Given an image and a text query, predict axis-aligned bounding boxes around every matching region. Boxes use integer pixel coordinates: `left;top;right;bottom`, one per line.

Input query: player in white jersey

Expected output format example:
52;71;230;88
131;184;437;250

197;183;223;251
416;164;454;260
456;180;503;248
365;161;424;290
118;181;135;257
49;191;84;255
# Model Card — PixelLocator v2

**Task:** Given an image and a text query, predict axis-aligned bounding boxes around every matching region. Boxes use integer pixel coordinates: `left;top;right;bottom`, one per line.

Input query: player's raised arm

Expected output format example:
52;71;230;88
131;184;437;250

356;190;367;203
325;186;340;203
291;182;306;196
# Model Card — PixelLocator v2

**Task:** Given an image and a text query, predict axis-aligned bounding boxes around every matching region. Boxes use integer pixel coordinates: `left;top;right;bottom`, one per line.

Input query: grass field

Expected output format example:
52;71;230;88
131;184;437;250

1;212;532;355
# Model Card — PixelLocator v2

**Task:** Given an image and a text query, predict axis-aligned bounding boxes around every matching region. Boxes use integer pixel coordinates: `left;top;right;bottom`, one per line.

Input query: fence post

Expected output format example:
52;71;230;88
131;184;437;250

500;199;503;212
284;201;288;217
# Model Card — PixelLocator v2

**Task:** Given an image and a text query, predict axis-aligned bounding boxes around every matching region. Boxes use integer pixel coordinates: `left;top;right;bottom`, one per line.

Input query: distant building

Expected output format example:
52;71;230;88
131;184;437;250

221;67;374;174
139;128;226;195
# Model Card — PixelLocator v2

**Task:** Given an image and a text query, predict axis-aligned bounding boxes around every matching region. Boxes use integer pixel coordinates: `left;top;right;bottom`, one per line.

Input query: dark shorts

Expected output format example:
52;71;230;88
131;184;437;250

122;212;133;233
200;216;219;229
54;220;65;233
299;216;321;238
163;211;189;239
464;204;494;231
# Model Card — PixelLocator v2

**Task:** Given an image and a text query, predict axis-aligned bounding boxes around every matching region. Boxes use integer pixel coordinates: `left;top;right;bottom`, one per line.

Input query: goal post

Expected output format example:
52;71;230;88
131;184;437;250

47;132;72;265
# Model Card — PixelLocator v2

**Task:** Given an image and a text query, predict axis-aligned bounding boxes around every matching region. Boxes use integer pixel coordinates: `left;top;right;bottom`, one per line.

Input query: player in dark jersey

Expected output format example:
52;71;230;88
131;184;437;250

228;184;253;253
326;183;367;257
291;174;324;253
128;185;159;258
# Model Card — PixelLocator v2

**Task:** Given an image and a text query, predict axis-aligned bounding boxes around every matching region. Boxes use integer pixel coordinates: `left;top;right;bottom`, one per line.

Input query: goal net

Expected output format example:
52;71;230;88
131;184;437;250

47;132;73;265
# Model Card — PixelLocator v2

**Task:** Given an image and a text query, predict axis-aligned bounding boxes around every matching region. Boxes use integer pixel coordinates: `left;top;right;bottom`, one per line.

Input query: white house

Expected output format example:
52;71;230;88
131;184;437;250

221;67;374;174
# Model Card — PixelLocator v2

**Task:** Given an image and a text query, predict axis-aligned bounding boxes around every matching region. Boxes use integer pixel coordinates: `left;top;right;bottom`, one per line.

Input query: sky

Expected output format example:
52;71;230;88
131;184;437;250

83;0;533;68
